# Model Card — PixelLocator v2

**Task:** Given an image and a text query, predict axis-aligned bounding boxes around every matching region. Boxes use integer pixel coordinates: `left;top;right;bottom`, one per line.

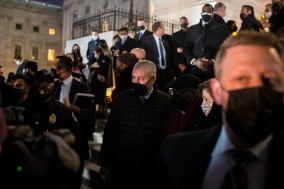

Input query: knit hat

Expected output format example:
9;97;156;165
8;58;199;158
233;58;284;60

36;69;54;82
167;74;201;89
23;61;38;74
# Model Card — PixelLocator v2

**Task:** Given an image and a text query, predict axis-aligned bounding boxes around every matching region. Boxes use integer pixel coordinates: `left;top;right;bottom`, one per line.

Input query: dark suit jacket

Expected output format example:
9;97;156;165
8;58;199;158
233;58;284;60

212;14;226;25
115;36;138;54
183;19;229;81
140;35;175;92
54;78;95;159
172;29;188;75
159;124;284;189
140;35;175;73
240;14;261;31
86;38;100;65
269;7;284;34
134;29;153;46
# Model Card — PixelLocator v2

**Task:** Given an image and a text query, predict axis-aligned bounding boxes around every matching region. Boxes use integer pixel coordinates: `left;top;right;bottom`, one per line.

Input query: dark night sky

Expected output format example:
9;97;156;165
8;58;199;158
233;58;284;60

34;0;64;6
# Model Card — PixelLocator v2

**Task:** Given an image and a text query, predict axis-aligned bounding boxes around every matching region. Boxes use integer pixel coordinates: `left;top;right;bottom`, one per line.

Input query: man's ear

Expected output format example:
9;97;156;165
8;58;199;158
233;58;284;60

152;76;156;84
210;78;222;105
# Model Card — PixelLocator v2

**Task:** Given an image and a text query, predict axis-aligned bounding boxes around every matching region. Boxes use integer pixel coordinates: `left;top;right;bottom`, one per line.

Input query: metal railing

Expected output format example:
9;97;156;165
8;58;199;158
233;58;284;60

72;6;180;39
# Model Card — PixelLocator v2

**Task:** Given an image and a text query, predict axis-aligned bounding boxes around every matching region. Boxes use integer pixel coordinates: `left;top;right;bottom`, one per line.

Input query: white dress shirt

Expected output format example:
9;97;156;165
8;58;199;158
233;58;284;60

153;34;166;70
59;75;73;104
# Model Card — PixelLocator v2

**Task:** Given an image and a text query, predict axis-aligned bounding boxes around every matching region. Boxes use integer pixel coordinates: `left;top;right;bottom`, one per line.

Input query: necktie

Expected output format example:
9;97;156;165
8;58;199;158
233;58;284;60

204;23;209;31
159;38;165;66
54;81;63;100
139;32;143;40
220;150;255;189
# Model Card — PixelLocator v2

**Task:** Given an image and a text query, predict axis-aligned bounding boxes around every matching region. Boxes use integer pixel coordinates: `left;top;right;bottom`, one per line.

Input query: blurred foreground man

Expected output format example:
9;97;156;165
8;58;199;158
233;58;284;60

159;31;284;189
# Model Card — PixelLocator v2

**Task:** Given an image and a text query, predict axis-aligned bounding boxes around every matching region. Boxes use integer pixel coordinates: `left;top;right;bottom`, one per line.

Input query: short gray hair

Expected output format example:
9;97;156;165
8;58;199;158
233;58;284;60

133;60;157;78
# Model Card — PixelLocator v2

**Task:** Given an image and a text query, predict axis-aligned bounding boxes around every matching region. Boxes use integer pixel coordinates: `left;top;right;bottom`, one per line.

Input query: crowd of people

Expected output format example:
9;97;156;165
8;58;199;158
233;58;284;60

0;1;283;188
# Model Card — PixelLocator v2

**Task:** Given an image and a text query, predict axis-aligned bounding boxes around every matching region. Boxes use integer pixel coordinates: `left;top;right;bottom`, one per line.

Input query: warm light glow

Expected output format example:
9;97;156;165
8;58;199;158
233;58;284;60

49;28;56;35
48;49;55;62
232;32;237;36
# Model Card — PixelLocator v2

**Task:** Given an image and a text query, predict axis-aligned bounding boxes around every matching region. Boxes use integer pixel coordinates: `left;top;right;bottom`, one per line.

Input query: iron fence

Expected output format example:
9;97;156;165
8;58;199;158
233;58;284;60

72;6;180;39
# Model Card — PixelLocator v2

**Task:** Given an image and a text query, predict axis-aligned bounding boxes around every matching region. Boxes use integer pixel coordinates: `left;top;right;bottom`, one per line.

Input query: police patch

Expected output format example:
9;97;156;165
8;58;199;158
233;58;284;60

49;114;56;123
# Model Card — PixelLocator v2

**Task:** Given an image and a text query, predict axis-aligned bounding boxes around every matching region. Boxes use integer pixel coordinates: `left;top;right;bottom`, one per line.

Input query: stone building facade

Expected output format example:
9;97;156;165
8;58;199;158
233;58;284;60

0;0;271;77
0;0;63;77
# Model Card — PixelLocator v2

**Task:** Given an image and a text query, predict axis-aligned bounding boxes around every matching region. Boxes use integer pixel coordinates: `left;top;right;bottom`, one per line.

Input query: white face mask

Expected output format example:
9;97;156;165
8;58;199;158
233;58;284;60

201;102;213;117
92;36;98;40
120;35;128;41
15;60;21;65
265;12;272;19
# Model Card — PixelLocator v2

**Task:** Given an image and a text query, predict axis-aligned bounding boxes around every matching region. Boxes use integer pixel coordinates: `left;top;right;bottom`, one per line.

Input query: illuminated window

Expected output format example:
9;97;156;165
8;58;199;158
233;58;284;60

49;28;56;35
48;49;55;62
32;47;39;60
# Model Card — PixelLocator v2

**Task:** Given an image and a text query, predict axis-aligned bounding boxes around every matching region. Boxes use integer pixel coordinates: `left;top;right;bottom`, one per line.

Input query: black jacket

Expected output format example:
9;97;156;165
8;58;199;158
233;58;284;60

98;87;171;188
159;125;284;189
183;19;229;81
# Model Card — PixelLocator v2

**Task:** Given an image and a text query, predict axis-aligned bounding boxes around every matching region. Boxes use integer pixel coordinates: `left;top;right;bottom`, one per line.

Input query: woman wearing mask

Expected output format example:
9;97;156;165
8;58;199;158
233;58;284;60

89;46;111;119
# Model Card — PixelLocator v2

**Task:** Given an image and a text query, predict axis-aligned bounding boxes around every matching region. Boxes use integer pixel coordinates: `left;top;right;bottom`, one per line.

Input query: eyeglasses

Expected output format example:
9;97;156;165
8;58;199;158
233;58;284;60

168;88;192;95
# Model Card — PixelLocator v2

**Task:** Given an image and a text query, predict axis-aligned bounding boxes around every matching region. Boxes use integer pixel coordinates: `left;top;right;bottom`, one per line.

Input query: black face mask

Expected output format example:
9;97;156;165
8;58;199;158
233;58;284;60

201;13;212;23
225;86;284;144
272;3;281;12
133;83;148;96
180;23;188;29
240;13;246;20
50;68;58;78
138;25;145;30
133;77;152;96
14;88;25;100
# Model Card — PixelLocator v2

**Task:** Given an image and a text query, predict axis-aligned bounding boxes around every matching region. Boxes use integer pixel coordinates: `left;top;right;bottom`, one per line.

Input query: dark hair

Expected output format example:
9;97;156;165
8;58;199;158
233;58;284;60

55;55;73;72
118;52;138;67
119;27;128;33
226;20;236;33
94;46;105;56
152;21;163;32
11;74;32;87
6;72;15;83
15;55;22;60
242;5;254;14
198;80;212;98
113;34;121;40
204;3;214;12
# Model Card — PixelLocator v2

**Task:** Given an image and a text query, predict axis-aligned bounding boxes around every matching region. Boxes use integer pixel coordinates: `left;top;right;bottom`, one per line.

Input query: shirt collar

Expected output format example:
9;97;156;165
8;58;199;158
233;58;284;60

62;75;73;85
153;34;161;41
143;87;153;99
211;126;273;163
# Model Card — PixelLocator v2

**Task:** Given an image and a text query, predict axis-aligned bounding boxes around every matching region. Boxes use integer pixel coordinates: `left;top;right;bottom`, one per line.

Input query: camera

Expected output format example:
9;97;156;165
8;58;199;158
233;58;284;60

0;83;80;189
